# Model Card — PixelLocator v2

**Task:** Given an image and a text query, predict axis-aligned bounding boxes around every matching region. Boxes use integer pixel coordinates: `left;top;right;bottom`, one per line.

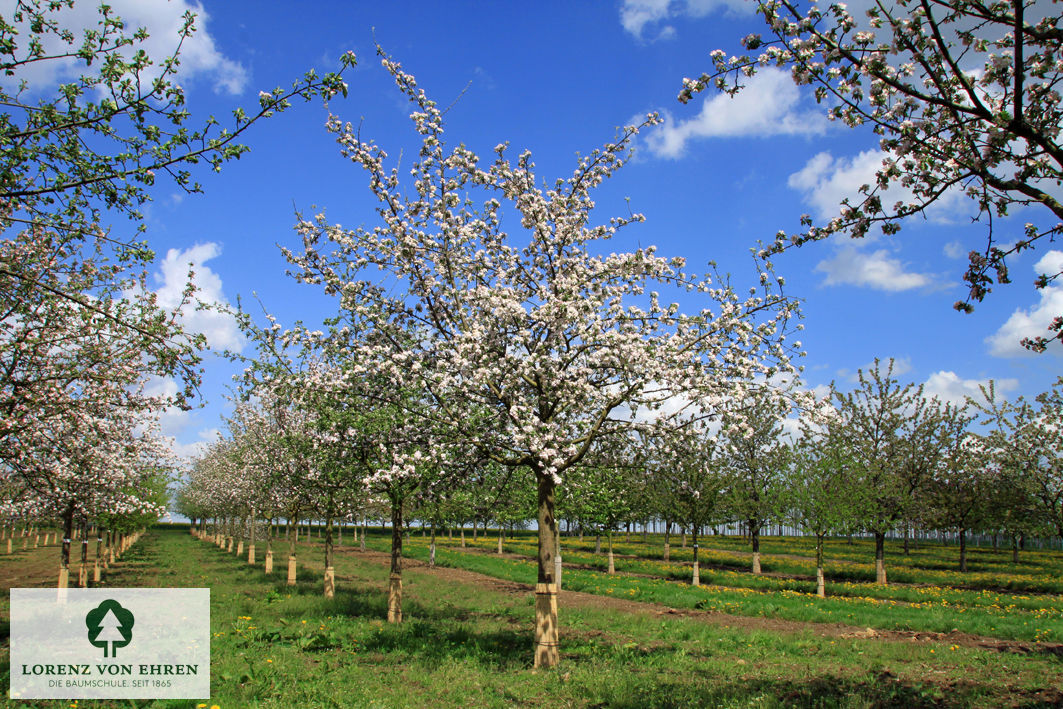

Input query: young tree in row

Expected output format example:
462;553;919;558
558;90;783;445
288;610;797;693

828;359;947;585
565;437;640;575
282;51;804;667
924;403;985;572
652;423;727;586
789;416;858;597
972;380;1063;546
719;385;795;575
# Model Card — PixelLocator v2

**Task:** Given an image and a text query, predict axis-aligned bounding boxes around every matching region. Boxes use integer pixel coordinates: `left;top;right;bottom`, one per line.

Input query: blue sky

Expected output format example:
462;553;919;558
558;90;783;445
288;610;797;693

82;0;1062;460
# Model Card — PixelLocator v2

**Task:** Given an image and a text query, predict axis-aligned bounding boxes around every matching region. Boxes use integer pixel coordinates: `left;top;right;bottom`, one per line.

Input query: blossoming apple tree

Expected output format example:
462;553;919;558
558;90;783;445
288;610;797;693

282;50;804;668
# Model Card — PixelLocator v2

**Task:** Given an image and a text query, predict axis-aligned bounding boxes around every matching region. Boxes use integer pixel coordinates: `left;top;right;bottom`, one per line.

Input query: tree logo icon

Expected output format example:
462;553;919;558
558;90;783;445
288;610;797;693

86;599;134;658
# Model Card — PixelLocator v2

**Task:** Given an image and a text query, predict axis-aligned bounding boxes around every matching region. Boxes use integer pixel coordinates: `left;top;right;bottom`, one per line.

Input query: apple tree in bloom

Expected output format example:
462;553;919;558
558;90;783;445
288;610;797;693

1;402;175;587
826;359;952;584
646;424;728;585
564;436;642;575
922;402;990;572
685;0;1063;346
1;2;355;435
717;383;797;575
789;403;861;597
283;50;803;667
972;379;1063;544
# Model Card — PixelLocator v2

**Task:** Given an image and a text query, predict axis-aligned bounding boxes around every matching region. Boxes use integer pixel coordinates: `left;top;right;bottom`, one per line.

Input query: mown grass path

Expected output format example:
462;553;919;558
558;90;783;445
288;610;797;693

3;527;1063;708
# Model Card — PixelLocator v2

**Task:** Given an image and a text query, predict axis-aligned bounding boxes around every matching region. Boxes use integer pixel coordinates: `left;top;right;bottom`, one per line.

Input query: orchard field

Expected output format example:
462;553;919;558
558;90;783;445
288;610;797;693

2;524;1062;708
6;1;1063;708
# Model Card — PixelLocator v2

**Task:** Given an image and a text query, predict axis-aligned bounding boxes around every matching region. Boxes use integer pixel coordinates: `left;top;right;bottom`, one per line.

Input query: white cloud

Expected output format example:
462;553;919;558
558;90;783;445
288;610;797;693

986;250;1063;357
169;428;222;462
619;0;751;39
788;149;971;225
620;0;672;39
141;377;218;462
152;242;245;352
2;0;247;95
922;371;1018;406
944;241;965;259
815;246;938;292
643;69;828;159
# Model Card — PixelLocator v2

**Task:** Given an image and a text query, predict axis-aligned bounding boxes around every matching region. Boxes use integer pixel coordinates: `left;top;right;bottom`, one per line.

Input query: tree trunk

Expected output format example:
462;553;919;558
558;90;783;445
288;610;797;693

875;531;887;584
360;517;367;552
388;498;404;623
460;527;466;548
663;519;671;561
959;528;967;573
265;518;274;575
751;520;761;575
78;519;88;587
534;471;559;669
692;527;700;586
497;527;504;555
816;533;826;598
287;518;297;586
93;531;102;584
324;512;335;599
248;512;256;565
903;525;910;556
594;533;601;554
429;523;436;568
1012;534;1020;563
58;506;74;589
607;529;615;574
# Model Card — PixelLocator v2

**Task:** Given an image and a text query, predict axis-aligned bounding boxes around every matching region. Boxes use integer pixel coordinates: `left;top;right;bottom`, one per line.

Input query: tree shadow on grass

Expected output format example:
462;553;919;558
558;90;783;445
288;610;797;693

259;580;531;669
357;617;529;670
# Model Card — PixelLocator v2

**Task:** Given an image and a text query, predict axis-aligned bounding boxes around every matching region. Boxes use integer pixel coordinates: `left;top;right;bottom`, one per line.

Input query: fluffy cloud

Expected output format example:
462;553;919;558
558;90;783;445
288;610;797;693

986;250;1063;357
788;149;970;225
922;370;1017;406
153;242;245;352
619;0;752;39
169;428;222;462
944;241;965;259
141;377;219;462
643;69;828;159
3;0;247;94
815;246;938;292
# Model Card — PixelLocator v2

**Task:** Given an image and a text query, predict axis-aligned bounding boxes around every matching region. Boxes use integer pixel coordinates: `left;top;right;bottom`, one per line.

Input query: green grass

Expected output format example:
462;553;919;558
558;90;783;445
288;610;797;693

360;536;1063;643
2;527;1061;708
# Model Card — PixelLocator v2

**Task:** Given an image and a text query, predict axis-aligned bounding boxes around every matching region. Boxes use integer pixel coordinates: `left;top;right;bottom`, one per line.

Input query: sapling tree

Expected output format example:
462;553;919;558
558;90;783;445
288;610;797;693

973;379;1063;544
718;383;796;575
684;0;1063;346
828;359;948;584
566;437;640;574
924;402;986;572
790;409;859;597
283;51;803;667
2;405;174;587
651;423;727;585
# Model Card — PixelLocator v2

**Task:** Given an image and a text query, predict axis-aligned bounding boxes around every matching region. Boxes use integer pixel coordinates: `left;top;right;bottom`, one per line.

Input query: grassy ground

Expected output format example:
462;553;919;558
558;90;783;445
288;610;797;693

2;526;1062;708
